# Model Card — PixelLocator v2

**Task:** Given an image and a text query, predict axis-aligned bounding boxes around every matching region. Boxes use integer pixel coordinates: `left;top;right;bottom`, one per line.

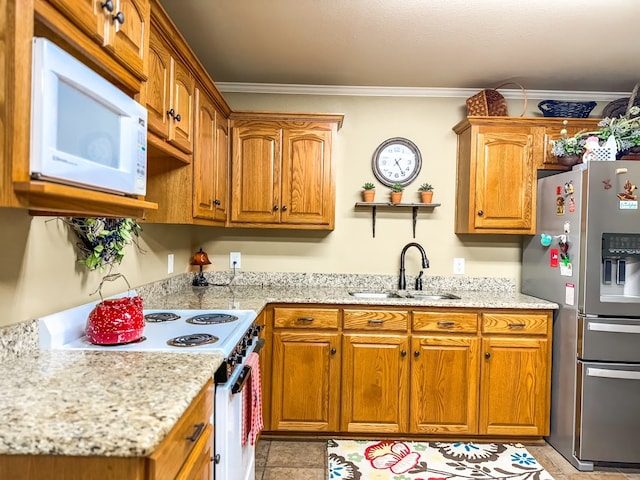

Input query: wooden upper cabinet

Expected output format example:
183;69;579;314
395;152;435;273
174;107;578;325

541;118;599;170
145;25;194;157
229;113;342;230
45;0;149;79
454;118;540;234
193;87;229;223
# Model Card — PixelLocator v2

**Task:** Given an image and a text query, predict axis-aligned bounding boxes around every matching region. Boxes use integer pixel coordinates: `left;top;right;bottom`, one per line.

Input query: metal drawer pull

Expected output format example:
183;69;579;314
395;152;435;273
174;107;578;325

437;321;455;327
587;368;640;381
508;323;526;328
186;422;205;442
368;319;384;324
588;322;640;334
297;317;314;322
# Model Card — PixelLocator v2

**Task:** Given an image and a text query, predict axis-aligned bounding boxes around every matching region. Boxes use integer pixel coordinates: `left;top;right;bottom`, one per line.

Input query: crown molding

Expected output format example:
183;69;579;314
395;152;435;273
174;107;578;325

215;82;629;101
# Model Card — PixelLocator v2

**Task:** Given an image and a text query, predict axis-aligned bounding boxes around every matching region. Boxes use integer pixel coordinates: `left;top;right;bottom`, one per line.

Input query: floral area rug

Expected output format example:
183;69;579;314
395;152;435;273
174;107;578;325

328;439;555;480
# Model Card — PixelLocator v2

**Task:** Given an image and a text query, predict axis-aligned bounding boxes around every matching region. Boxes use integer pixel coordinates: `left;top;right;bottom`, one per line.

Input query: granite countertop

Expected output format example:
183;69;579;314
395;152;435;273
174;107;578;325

0;275;557;459
143;284;558;312
0;350;221;457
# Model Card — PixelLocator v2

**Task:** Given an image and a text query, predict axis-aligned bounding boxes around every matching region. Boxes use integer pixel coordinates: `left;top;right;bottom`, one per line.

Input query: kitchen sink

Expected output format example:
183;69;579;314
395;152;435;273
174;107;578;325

406;292;461;300
348;291;402;299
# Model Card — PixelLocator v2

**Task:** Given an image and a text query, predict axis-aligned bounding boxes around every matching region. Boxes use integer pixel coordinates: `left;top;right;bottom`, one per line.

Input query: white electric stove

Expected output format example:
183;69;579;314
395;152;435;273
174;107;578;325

38;295;261;480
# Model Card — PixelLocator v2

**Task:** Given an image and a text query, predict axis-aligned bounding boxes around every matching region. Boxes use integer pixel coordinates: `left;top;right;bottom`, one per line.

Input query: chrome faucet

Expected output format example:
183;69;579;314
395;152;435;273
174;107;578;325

398;242;430;290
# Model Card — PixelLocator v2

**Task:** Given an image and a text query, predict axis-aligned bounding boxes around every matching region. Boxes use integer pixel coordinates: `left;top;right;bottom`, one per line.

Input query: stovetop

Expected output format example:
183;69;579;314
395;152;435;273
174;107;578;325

38;296;258;357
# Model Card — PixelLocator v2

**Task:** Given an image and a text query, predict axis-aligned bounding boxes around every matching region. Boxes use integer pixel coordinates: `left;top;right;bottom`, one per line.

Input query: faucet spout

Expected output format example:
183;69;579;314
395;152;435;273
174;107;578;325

398;242;430;290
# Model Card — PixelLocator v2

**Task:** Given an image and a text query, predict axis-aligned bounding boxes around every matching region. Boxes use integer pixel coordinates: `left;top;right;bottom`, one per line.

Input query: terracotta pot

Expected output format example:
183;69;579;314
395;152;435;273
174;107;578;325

390;191;403;204
362;190;375;202
420;191;433;203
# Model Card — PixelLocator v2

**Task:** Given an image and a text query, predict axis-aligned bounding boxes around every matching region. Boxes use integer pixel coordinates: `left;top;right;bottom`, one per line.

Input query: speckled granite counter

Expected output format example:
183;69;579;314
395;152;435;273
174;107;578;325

143;284;558;312
0;350;221;457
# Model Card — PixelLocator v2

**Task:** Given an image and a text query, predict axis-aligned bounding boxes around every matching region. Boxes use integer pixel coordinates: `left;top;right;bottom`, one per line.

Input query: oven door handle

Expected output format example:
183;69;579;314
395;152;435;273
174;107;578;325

231;365;252;394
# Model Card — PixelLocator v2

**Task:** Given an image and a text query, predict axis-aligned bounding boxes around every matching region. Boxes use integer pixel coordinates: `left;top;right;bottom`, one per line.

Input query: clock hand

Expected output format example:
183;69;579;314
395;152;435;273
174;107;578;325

394;159;402;171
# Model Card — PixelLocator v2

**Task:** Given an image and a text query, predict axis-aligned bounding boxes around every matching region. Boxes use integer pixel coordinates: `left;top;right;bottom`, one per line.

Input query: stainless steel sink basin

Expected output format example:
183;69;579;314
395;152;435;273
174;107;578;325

407;293;461;300
348;291;402;299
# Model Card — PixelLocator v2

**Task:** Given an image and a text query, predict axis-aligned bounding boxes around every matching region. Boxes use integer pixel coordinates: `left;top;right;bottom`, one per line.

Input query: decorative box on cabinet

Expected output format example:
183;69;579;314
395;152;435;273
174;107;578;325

453;117;540;234
229;112;343;230
269;306;341;432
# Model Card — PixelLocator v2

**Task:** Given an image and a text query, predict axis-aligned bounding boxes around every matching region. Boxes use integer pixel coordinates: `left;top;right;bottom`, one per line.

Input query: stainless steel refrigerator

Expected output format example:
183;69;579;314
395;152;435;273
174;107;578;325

522;160;640;471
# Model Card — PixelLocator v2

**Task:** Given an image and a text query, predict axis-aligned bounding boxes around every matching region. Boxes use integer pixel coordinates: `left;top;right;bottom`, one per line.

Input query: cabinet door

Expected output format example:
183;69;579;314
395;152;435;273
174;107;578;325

105;0;148;76
281;128;334;226
47;0;105;43
146;28;171;139
341;334;410;433
542;119;600;169
230;125;281;224
473;127;537;232
410;335;479;434
213;113;229;222
168;57;195;154
270;331;341;431
479;336;549;436
193;89;216;220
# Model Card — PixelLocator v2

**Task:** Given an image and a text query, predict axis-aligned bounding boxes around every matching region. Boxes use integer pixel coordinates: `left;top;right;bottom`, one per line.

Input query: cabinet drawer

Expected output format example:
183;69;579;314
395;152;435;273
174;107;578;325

149;380;213;480
413;311;478;333
481;312;549;335
343;309;409;331
273;307;340;329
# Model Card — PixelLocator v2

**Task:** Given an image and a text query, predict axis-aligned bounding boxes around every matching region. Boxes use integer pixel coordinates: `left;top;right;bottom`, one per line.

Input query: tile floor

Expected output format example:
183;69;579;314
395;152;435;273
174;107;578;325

255;439;640;480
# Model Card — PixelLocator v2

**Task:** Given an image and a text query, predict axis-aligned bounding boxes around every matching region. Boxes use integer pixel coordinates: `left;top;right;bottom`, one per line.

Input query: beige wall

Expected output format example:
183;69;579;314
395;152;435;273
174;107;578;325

0;94;527;329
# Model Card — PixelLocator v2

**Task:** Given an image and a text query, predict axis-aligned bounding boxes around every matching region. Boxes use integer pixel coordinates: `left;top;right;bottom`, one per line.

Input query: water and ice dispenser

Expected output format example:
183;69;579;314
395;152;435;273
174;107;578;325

601;233;640;298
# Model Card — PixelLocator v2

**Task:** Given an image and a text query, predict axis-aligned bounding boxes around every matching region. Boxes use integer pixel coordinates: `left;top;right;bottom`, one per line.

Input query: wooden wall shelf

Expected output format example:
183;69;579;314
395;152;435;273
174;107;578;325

354;202;441;238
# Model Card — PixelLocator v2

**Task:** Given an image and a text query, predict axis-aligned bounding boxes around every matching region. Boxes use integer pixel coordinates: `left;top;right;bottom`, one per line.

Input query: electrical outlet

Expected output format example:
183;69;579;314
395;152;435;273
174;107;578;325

453;257;465;275
167;254;174;274
229;252;241;269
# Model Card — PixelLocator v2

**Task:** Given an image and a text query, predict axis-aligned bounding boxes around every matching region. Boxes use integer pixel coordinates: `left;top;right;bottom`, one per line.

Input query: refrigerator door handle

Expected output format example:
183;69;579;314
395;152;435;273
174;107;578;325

587;367;640;381
587;322;640;334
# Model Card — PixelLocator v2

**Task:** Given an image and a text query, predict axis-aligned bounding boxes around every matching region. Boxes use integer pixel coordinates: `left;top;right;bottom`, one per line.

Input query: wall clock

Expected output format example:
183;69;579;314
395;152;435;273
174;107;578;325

371;137;422;187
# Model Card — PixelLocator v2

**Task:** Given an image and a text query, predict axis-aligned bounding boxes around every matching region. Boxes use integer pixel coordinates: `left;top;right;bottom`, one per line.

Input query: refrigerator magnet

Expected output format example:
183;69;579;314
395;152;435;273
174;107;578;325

565;283;575;306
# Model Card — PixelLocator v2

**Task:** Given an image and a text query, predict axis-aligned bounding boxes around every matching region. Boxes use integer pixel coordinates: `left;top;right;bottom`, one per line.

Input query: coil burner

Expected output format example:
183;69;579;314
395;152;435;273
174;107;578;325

186;313;238;325
166;333;219;347
144;312;181;323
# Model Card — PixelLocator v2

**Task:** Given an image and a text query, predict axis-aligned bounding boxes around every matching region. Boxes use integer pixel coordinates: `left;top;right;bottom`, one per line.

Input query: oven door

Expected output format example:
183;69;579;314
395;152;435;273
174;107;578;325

214;349;261;480
577;361;640;464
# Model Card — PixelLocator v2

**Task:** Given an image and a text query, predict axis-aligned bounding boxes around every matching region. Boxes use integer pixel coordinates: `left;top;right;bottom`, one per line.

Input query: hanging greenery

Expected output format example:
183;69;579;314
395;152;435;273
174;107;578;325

64;218;144;272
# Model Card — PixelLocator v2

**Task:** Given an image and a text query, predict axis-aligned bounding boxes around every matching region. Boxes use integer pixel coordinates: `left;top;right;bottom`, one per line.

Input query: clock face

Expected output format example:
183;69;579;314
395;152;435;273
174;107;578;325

372;137;422;187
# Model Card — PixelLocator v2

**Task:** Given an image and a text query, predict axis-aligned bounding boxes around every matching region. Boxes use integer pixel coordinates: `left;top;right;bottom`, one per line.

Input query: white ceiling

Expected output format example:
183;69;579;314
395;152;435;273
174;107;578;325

159;0;640;97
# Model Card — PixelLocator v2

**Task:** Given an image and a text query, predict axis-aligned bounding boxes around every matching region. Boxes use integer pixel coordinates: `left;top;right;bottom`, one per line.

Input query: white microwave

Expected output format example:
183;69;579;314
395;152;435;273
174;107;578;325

30;37;148;196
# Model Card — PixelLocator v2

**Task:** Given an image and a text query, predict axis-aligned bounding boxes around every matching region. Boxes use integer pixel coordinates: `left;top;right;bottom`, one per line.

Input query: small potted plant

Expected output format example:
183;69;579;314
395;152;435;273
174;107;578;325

362;182;376;202
418;182;434;203
390;183;404;203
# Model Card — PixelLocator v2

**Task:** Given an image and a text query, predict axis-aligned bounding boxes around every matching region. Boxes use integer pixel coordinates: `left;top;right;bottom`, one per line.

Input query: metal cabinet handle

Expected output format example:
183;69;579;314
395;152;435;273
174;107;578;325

437;321;455;327
485;352;491;359
112;11;125;24
186;422;205;442
175;113;181;122
508;323;526;328
213;199;221;206
282;205;288;211
213;454;221;464
297;317;314;323
367;319;384;324
477;210;484;216
401;350;407;357
414;350;420;357
100;0;114;12
273;205;279;211
330;348;337;355
167;108;176;118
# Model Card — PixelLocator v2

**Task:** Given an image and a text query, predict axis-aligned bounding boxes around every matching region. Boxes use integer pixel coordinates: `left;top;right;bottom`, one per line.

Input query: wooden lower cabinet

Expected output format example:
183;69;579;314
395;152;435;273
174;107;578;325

264;305;552;439
341;333;410;433
410;335;479;434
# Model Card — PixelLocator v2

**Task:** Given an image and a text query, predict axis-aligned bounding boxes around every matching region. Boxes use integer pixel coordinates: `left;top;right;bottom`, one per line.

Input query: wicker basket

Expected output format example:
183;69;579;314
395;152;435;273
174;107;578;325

537;100;597;118
466;82;527;117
